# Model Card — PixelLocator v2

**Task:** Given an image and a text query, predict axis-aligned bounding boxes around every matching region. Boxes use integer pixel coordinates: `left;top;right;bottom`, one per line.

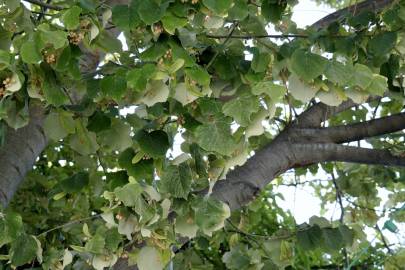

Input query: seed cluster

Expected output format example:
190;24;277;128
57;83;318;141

68;31;84;45
0;76;12;96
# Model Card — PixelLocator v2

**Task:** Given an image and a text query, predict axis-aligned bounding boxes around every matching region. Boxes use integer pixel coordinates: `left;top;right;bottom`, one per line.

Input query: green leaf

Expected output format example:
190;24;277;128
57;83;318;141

92;254;118;270
139;80;170;107
100;75;127;100
321;228;344;252
251;52;271;73
203;16;224;29
173;82;210;106
135;130;170;158
194;197;230;236
137;246;164;270
228;0;249;20
43;72;69;106
202;0;233;14
297;225;322;250
317;86;345;106
105;228;122;251
263;239;292;268
69;122;100;155
162;12;188;35
141;43;168;62
222;245;251;269
10;234;38;267
0;49;10;70
158;163;192;199
246;109;268;138
114;182;143;207
44;111;75;141
338;225;354;246
222;93;260;126
194;120;236;156
20;41;42;64
94;31;122;52
62;6;82;30
0;212;23;248
38;24;68;49
324;60;352;85
383;220;398;233
112;4;141;30
366;74;388;96
175;216;198;238
185;66;211;86
0;99;29;129
136;0;167;25
290;50;327;81
60;172;89;193
4;72;22;92
127;64;156;92
348;64;373;89
288;74;318;102
252;81;286;101
164;58;185;74
85;234;105;254
87;111;111;133
368;32;397;56
262;0;287;23
98;119;132;152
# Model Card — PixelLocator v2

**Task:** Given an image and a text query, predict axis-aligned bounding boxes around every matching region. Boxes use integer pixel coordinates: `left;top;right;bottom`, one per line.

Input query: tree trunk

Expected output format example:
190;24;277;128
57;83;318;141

0;104;47;208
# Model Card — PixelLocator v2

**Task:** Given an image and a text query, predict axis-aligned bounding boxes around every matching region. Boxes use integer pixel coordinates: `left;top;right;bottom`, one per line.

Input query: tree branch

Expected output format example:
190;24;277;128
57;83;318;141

295;96;382;128
312;0;394;29
295;99;359;128
22;0;64;10
206;34;310;39
292;143;405;167
293;112;405;143
0;104;47;208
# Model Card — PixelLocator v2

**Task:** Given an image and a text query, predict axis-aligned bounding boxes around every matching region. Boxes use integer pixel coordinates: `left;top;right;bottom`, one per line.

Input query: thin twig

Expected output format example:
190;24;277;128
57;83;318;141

96;150;108;174
37;214;101;237
205;22;239;69
22;0;64;10
62;87;75;105
372;99;381;119
30;10;55;16
206;29;403;40
331;171;344;223
206;34;310;39
331;170;348;268
375;224;393;254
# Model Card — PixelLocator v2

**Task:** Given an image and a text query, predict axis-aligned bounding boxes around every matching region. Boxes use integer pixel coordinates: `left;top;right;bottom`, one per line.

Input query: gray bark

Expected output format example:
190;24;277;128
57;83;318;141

312;0;394;29
0;104;47;208
211;105;405;211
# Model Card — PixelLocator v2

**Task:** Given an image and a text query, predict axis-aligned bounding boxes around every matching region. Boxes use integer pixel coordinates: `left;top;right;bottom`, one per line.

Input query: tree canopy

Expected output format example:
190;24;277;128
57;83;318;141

0;0;405;269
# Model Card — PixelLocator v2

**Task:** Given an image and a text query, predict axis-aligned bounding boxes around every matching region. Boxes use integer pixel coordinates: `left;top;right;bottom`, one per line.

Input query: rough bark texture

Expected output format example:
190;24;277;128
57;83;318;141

211;104;405;210
0;0;126;208
0;104;47;208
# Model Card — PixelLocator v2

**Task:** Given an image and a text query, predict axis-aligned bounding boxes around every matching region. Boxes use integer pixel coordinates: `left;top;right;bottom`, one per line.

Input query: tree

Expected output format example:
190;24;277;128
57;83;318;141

0;0;404;268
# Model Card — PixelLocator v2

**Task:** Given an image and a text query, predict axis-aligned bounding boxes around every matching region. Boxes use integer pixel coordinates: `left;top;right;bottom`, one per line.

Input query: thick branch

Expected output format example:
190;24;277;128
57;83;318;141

295;99;358;128
292;143;405;167
296;96;382;128
0;104;47;208
294;112;405;143
211;139;295;210
312;0;394;29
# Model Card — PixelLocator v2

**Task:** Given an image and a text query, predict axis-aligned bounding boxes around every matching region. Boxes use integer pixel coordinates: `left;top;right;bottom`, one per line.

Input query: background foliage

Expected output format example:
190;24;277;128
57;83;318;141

0;0;405;269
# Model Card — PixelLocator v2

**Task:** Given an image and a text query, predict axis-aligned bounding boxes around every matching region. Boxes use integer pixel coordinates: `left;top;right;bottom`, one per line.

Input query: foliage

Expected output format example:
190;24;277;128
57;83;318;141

0;0;404;269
